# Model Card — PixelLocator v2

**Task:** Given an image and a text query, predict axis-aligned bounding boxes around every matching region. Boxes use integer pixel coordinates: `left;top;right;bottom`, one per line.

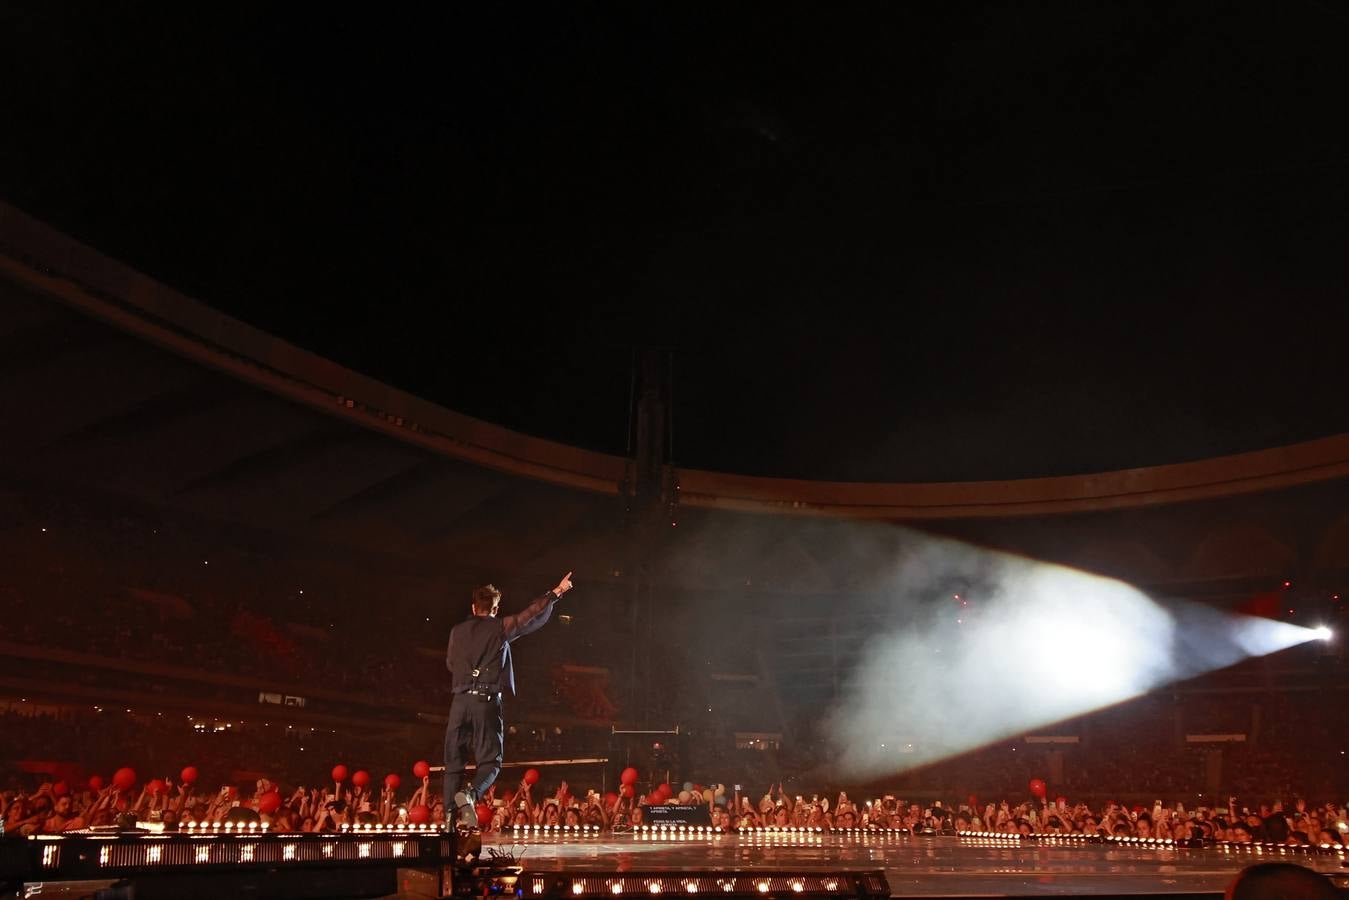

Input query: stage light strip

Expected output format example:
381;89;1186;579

84;835;437;868
555;874;887;897
955;832;1347;857
510;824;605;834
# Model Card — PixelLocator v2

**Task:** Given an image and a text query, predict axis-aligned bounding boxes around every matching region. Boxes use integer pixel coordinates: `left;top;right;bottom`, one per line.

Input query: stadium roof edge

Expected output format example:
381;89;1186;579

4;199;1348;520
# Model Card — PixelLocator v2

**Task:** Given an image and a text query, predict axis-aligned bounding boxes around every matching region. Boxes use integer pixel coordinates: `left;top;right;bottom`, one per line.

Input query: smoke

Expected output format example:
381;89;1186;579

824;533;1323;778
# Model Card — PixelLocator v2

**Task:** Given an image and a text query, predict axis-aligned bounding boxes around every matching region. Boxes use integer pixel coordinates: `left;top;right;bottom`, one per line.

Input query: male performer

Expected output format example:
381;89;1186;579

444;572;573;831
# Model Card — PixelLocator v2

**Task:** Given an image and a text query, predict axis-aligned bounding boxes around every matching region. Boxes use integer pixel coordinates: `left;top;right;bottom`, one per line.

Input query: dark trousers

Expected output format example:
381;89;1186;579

443;692;504;810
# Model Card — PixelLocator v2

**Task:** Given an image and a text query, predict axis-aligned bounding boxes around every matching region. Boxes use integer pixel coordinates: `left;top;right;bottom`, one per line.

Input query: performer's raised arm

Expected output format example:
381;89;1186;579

502;572;573;641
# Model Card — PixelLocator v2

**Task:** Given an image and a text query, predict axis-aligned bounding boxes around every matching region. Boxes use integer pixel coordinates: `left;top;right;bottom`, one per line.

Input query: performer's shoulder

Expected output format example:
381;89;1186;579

449;616;492;635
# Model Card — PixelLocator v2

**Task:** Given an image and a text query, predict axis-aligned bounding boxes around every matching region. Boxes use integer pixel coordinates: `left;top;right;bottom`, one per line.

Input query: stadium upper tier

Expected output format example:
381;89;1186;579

4;200;1349;523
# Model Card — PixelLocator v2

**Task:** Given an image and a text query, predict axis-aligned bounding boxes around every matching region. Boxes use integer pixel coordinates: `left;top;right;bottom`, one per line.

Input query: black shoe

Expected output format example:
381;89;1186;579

453;790;478;830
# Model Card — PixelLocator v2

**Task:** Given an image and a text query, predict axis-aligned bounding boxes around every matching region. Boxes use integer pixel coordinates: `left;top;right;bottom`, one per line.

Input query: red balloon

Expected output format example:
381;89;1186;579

619;767;638;786
619;784;634;798
384;773;401;791
645;792;662;805
477;803;492;827
656;783;672;799
412;760;430;779
1028;778;1046;798
408;804;430;824
258;791;281;815
604;791;619;807
524;768;540;785
331;765;349;783
1056;796;1068;806
967;794;979;808
1131;804;1145;814
147;779;166;795
113;767;137;791
52;781;69;797
351;770;370;788
89;775;105;793
180;767;198;785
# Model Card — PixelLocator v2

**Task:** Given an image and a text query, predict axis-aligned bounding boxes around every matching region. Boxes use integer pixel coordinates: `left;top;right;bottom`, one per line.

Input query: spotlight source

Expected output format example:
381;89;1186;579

1314;625;1334;641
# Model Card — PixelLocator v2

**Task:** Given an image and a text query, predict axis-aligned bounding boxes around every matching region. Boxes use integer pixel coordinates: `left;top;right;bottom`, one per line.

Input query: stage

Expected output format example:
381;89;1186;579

7;829;1348;899
472;830;1349;897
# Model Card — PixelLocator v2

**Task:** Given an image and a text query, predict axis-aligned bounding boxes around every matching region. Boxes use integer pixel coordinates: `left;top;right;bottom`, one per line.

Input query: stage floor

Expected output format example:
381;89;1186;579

14;832;1348;899
478;831;1349;897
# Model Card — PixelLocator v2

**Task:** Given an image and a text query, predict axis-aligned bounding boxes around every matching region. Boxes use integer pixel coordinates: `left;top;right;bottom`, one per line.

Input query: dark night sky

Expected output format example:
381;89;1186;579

3;3;1348;482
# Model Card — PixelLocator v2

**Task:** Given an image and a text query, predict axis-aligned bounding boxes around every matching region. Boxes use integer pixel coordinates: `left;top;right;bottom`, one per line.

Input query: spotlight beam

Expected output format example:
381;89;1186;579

825;535;1328;778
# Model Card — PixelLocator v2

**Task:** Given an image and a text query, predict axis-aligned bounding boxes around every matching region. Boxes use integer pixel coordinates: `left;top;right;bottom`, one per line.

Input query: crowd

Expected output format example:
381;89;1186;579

5;765;1347;848
1;500;616;722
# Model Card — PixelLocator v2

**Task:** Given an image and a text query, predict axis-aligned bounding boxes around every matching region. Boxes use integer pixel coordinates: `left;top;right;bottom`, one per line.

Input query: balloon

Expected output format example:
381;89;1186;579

1028;778;1046;798
180;767;198;785
1131;804;1145;814
604;791;619;807
702;789;714;803
967;794;978;808
524;768;540;785
385;773;401;791
620;767;638;786
89;775;105;793
52;781;69;797
352;770;370;788
258;791;281;815
656;783;672;799
147;779;166;796
408;804;430;824
113;767;137;791
682;782;693;792
620;784;634;798
677;790;691;804
413;761;430;779
477;803;492;826
1056;796;1068;806
645;792;661;805
332;765;349;783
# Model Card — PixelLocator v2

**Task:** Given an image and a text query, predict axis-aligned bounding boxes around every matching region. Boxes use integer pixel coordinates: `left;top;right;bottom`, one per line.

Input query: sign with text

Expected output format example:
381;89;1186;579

644;804;712;826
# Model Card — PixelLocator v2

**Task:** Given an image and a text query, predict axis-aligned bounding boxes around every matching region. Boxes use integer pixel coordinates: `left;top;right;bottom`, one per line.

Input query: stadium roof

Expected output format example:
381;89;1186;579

5;4;1349;487
5;202;1349;601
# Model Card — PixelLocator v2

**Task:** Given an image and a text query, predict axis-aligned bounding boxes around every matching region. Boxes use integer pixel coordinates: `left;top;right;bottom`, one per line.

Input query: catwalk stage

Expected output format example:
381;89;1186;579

467;829;1349;898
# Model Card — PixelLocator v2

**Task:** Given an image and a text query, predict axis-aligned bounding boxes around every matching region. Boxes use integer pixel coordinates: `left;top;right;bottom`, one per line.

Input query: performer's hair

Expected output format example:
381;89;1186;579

472;584;502;614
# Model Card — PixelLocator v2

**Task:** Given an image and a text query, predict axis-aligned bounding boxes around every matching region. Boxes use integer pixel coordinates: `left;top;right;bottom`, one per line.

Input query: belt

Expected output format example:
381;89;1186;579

464;689;500;700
